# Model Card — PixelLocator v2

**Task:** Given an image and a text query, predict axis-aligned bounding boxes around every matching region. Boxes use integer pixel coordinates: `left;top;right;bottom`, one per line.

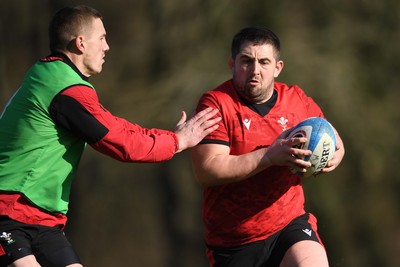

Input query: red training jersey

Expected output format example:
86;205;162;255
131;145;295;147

196;80;324;247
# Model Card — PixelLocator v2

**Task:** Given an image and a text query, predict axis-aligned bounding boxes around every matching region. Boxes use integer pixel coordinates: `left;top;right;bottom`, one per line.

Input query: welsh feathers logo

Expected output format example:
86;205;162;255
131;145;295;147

277;117;289;131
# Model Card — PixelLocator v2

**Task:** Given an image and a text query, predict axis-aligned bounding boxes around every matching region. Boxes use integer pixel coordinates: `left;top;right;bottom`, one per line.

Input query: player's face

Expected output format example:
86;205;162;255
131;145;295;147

229;42;283;104
81;18;110;76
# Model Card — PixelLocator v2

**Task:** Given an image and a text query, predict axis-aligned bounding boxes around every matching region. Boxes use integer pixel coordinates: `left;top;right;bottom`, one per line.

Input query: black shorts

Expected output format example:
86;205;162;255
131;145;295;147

0;216;81;267
207;213;323;267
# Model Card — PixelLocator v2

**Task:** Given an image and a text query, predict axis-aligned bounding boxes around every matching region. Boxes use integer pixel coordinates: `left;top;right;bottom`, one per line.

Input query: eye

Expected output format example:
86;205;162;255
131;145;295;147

240;57;253;66
243;59;252;64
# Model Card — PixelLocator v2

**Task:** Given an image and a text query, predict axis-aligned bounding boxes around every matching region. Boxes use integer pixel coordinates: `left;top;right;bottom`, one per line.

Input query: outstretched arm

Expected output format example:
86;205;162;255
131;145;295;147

51;86;221;162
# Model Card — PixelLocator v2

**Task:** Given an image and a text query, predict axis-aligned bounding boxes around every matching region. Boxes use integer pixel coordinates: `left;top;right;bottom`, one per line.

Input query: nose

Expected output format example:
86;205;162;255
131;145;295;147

250;61;260;74
104;40;110;52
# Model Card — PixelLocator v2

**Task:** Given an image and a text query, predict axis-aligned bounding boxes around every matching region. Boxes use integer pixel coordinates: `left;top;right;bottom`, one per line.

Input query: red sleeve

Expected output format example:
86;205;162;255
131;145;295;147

59;86;179;162
291;85;324;118
196;91;230;146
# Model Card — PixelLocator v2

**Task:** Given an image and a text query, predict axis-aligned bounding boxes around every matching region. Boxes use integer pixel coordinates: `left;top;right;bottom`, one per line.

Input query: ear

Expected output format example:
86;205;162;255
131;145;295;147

74;36;85;53
274;60;284;78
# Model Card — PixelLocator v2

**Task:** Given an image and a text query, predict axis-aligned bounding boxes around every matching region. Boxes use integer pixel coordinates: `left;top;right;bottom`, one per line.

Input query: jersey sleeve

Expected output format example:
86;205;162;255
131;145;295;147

196;91;230;146
292;85;324;118
50;86;178;162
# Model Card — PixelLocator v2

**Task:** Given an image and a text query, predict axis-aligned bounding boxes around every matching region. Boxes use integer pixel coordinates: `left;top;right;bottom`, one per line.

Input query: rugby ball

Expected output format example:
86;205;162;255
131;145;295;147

287;117;336;177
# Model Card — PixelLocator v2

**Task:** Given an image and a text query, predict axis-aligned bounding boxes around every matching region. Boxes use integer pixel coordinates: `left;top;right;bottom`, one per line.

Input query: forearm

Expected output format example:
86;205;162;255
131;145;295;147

191;146;271;187
91;128;178;162
191;136;315;187
52;86;179;163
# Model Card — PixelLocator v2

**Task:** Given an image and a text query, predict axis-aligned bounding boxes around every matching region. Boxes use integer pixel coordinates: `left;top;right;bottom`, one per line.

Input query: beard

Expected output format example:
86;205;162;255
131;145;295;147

233;77;273;104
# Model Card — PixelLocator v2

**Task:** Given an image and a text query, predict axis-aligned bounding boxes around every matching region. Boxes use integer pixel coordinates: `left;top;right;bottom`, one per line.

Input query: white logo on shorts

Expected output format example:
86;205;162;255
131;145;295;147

302;229;312;237
0;232;15;244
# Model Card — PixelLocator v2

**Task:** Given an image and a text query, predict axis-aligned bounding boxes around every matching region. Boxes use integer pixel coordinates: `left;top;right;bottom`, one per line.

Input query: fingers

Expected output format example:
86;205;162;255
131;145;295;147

267;137;311;167
265;137;315;175
270;135;342;176
194;112;222;140
278;127;293;139
174;108;221;152
176;111;187;127
289;152;312;170
320;156;339;173
289;159;311;174
200;116;222;131
190;107;219;124
199;122;220;138
178;108;219;129
184;107;221;132
320;142;345;174
320;132;344;174
287;137;310;154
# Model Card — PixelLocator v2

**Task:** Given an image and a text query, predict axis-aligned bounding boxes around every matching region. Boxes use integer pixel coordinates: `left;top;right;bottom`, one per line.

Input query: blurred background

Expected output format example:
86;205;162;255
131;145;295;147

1;0;399;266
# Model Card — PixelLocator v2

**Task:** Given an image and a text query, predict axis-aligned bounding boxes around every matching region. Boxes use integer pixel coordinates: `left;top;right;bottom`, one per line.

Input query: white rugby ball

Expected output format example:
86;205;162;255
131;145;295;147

287;117;336;177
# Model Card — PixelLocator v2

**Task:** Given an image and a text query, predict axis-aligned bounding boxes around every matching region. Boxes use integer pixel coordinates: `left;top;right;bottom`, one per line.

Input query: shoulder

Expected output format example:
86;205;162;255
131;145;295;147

59;85;98;105
275;81;304;92
201;80;237;102
274;81;323;116
274;82;310;99
196;80;238;114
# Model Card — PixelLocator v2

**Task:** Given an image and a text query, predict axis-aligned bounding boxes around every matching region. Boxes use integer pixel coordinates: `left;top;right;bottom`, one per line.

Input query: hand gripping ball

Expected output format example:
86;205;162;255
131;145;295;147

287;117;336;177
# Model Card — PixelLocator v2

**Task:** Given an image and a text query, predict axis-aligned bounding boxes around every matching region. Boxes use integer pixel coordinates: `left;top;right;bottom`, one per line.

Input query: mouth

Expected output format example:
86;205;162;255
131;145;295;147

248;78;260;86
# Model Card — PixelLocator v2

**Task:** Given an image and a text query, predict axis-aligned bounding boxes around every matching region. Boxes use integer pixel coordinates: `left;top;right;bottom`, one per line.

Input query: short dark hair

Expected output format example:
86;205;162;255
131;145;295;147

49;5;103;53
231;27;281;60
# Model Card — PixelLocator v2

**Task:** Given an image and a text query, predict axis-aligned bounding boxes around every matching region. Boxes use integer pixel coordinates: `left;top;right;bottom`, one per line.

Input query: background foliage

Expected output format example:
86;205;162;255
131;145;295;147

1;0;399;266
